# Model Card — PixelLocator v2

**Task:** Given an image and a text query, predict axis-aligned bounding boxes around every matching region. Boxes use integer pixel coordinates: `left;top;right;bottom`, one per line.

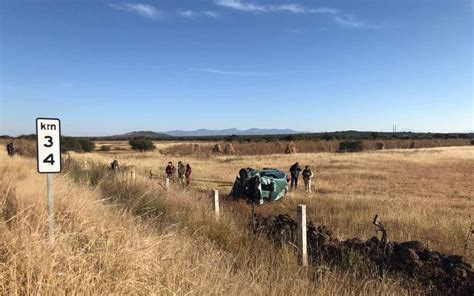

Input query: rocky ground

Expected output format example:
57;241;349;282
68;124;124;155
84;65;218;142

254;213;474;295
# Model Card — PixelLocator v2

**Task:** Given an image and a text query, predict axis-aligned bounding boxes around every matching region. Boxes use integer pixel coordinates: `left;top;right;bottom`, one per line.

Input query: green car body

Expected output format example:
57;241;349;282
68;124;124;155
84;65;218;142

230;168;289;204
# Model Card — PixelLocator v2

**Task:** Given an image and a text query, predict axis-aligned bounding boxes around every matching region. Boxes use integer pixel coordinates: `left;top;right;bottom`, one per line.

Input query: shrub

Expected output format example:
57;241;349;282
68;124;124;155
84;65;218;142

61;137;95;153
78;139;96;152
100;145;111;152
129;139;155;152
61;137;82;152
338;140;364;152
471;140;474;145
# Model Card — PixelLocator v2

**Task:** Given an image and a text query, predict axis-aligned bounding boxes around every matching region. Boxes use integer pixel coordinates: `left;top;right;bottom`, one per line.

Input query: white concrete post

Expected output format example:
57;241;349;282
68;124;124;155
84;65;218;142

213;190;220;218
297;204;308;266
47;174;54;243
165;178;170;190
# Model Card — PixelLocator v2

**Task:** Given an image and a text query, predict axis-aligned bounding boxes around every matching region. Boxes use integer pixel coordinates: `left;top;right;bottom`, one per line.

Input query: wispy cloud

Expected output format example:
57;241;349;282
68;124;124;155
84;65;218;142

189;68;270;76
215;0;337;14
215;0;376;30
215;0;266;12
333;15;376;29
179;10;195;18
109;3;160;20
179;10;218;19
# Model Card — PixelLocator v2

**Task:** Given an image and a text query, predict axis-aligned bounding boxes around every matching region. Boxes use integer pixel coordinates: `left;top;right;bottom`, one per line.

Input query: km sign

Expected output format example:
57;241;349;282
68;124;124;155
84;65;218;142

36;118;62;173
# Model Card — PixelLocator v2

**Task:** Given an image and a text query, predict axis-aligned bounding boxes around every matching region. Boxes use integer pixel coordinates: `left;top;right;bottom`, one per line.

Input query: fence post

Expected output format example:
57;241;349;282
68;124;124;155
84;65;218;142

297;204;308;267
213;190;220;218
130;168;136;182
165;178;170;190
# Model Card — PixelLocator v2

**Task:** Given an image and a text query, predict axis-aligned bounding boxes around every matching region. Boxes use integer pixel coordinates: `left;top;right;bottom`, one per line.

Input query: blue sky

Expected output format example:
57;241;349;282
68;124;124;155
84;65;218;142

0;0;472;136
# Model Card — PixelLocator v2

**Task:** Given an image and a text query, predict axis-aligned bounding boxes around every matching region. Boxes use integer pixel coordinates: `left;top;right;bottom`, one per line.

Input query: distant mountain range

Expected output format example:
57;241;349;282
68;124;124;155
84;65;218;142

112;128;300;138
164;128;300;137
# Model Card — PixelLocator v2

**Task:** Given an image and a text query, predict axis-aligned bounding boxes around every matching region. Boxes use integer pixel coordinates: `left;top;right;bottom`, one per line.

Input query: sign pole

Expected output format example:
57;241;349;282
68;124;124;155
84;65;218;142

47;173;54;242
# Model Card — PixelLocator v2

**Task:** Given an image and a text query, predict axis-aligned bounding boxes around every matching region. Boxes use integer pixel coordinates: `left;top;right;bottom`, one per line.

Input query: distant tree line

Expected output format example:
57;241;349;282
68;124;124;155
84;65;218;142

3;131;473;146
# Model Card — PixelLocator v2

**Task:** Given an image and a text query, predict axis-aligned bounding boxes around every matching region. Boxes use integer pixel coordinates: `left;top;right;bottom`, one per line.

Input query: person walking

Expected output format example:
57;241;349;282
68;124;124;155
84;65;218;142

289;162;302;190
165;161;176;182
185;164;192;186
302;165;314;193
177;161;186;187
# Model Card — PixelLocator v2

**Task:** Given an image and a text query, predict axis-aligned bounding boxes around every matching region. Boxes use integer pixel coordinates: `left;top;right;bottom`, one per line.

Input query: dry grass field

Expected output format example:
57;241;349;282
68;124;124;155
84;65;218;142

77;142;474;260
1;141;473;295
92;138;471;156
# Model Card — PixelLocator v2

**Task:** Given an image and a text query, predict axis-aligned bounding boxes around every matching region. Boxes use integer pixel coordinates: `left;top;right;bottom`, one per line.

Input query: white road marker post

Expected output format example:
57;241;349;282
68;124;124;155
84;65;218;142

297;204;308;267
165;178;170;190
47;173;54;242
213;190;220;219
36;118;62;244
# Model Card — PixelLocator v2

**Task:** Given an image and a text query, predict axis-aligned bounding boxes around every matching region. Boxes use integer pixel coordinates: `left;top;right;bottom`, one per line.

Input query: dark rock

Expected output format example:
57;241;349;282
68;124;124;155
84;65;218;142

449;268;468;280
418;250;439;262
397;241;425;252
412;259;424;268
432;267;446;278
365;236;380;249
447;255;467;265
397;248;420;263
252;212;474;295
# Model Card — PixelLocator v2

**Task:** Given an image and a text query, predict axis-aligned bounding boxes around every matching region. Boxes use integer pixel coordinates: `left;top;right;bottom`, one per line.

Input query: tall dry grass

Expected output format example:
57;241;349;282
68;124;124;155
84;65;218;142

0;153;412;295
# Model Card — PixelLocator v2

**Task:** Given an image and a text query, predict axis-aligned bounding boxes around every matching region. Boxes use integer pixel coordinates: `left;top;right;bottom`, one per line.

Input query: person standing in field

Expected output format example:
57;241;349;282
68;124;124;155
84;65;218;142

302;165;314;193
289;162;302;190
165;161;176;182
6;142;15;157
185;164;192;186
177;161;186;187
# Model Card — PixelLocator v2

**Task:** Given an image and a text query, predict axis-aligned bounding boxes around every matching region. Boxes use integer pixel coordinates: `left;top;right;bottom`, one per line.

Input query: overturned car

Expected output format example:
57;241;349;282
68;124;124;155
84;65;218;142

230;168;289;204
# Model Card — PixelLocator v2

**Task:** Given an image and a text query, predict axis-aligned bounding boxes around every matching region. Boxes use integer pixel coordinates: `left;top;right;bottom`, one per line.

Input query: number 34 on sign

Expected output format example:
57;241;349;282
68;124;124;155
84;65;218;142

36;118;62;173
